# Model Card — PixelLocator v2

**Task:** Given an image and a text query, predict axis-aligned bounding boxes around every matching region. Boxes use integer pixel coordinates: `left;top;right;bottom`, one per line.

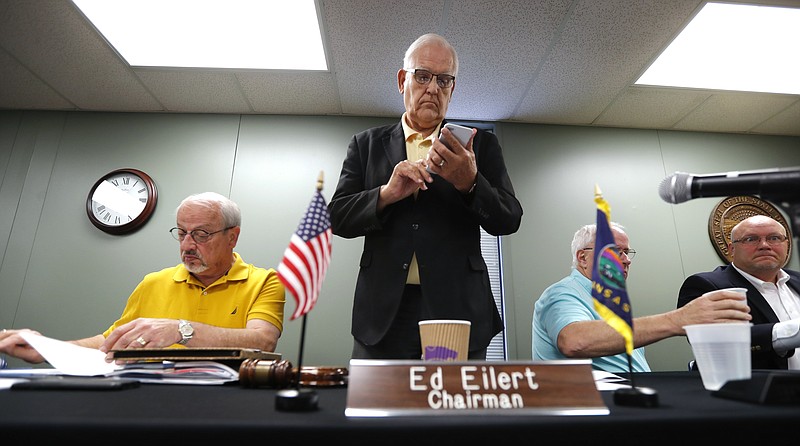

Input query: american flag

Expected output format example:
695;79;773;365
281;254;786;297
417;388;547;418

591;185;634;356
277;189;332;320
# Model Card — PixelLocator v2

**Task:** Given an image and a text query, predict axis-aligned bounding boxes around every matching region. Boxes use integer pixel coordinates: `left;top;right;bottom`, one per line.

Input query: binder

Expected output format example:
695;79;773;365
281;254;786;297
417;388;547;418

110;348;281;368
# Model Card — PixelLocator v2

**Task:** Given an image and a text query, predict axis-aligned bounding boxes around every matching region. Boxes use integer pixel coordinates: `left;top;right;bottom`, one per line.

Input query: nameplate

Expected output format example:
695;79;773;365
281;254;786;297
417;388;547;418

344;359;609;417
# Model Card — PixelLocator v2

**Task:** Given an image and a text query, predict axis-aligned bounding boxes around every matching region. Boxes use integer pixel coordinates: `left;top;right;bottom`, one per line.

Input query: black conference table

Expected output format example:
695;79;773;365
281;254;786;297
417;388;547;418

1;370;799;444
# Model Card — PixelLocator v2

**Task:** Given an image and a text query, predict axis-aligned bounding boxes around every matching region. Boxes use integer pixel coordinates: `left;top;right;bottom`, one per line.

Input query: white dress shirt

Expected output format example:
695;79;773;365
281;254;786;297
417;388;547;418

733;264;800;369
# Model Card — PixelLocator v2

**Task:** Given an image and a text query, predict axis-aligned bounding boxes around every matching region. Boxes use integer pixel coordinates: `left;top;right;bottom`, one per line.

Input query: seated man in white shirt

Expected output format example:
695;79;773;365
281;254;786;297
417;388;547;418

678;215;800;370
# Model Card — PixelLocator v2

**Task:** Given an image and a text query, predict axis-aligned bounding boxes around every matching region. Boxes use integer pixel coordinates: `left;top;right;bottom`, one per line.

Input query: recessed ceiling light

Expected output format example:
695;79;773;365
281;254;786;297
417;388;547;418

636;2;799;95
72;0;327;70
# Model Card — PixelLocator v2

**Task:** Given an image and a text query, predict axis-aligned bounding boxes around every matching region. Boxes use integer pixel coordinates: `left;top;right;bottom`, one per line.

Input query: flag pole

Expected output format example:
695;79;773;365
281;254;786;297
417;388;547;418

592;185;658;407
626;353;637;389
293;313;309;390
288;172;324;390
275;171;328;412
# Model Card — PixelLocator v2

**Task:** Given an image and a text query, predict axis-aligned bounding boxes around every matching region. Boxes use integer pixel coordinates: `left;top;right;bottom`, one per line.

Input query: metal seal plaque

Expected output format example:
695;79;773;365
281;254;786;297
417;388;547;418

708;195;792;265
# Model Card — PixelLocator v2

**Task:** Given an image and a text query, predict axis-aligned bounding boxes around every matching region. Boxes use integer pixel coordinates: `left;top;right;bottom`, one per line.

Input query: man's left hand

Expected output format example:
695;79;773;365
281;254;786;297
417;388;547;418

426;126;477;193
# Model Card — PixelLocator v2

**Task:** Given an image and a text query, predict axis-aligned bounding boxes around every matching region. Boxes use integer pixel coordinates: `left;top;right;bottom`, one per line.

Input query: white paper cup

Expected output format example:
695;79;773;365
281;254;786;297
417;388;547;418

684;322;751;391
419;320;471;361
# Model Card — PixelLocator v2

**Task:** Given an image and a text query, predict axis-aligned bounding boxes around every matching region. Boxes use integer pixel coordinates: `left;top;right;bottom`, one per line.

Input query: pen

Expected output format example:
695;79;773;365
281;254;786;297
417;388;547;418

126;360;175;369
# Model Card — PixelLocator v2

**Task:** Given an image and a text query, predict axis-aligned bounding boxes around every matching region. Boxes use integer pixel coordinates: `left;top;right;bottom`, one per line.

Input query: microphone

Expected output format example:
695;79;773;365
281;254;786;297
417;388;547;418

658;167;800;204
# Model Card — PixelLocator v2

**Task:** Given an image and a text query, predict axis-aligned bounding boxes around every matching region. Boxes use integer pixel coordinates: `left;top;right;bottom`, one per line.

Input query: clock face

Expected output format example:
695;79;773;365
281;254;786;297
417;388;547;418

87;168;157;235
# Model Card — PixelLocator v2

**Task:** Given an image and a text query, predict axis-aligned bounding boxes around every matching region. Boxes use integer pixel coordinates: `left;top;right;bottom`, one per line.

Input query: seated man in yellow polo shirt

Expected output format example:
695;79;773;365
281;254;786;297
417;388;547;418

0;192;285;364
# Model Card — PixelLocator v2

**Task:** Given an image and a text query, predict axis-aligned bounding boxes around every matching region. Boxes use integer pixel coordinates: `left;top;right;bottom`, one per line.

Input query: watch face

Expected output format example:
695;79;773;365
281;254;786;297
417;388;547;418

87;168;157;235
179;320;194;336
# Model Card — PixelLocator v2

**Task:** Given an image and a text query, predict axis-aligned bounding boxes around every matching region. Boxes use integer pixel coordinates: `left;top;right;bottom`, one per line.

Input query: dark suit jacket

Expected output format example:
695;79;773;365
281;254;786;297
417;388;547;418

678;264;800;369
329;122;523;351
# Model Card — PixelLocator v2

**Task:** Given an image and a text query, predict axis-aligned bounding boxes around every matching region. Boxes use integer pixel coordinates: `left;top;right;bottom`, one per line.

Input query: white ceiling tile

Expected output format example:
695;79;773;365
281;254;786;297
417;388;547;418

237;71;341;115
516;0;700;123
135;70;250;113
0;49;75;110
596;87;710;129
673;92;799;133
750;100;800;135
0;0;797;136
322;0;440;117
0;0;161;111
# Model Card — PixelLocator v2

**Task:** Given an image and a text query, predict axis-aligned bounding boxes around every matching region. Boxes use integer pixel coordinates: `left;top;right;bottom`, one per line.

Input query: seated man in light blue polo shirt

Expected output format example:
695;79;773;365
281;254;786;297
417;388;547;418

532;222;750;373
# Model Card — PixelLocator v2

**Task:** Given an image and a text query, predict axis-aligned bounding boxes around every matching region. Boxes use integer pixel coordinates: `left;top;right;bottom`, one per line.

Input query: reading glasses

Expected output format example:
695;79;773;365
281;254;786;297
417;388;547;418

582;247;637;260
731;234;789;246
405;68;455;89
170;226;234;244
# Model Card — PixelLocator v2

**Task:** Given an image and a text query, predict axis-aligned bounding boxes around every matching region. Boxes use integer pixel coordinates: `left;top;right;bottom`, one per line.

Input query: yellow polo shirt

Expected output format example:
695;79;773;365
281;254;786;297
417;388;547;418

103;252;285;338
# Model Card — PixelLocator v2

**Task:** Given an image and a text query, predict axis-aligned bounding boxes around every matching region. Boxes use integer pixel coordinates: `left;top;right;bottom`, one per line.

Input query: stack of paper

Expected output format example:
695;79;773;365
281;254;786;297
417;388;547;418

0;332;238;385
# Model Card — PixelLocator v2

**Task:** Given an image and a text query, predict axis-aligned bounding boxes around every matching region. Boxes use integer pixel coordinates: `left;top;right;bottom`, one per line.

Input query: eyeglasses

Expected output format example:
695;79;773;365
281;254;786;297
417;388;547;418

732;234;789;246
170;226;233;244
583;247;637;260
405;68;455;89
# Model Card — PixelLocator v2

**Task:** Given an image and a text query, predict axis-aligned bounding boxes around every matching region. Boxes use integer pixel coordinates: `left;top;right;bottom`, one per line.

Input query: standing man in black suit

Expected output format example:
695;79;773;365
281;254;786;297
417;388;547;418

678;215;800;369
329;33;523;360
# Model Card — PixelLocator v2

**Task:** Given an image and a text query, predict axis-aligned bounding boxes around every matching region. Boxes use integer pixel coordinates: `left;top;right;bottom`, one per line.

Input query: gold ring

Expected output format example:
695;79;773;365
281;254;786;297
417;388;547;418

439;159;445;167
136;336;147;346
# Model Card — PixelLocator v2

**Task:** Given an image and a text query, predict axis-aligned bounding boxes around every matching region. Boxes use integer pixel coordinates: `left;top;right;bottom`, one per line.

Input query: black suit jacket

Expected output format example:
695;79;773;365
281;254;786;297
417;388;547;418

677;264;800;369
329;122;523;351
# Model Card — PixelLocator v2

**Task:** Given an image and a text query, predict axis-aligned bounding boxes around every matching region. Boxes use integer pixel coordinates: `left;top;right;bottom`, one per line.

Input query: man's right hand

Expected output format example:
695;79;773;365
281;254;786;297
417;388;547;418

0;328;46;364
674;289;752;334
378;159;433;211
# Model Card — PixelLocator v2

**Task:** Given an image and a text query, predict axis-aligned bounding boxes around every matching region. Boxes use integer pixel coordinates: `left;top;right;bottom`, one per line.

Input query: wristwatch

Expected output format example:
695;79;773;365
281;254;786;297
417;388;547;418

177;319;194;345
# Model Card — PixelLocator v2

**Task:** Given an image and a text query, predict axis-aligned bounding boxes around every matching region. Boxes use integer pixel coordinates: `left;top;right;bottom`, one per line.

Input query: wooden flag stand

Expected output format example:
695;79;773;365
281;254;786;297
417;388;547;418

276;172;327;412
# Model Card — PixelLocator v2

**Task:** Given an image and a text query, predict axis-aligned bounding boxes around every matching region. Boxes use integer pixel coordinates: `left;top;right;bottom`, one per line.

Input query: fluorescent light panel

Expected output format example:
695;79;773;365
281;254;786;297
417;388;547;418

72;0;327;70
636;2;800;95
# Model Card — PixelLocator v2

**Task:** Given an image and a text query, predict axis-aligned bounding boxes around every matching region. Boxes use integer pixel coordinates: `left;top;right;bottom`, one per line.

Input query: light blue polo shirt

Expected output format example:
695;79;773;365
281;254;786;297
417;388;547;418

532;268;650;373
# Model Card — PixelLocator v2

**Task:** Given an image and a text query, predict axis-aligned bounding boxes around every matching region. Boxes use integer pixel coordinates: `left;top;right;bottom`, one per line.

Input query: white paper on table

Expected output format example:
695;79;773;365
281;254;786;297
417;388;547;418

593;370;631;391
19;332;121;376
13;333;237;384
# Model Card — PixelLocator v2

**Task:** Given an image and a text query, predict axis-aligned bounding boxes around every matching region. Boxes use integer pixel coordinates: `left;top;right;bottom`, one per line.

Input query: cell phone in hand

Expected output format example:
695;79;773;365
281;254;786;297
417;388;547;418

440;123;472;149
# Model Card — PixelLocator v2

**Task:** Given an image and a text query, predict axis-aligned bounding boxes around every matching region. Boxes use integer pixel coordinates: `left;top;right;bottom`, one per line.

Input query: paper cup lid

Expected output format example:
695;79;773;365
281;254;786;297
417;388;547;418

418;319;471;326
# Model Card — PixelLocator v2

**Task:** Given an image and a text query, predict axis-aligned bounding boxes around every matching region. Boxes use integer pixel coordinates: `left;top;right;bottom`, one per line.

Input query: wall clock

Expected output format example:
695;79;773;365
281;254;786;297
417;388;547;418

86;168;157;235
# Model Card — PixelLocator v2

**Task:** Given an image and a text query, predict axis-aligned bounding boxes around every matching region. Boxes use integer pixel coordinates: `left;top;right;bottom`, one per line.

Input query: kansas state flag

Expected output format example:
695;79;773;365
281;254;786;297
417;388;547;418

591;185;634;356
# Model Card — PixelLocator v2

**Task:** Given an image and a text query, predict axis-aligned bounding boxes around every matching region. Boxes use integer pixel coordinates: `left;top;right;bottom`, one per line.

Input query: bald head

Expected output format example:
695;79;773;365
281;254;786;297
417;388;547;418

730;215;785;241
729;214;790;282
